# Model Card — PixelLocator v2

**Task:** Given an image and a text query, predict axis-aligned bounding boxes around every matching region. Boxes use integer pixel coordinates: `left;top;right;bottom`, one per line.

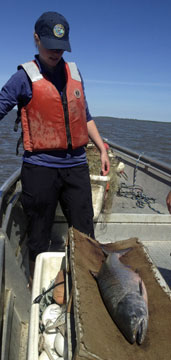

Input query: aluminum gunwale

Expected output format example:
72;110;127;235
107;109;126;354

103;138;171;177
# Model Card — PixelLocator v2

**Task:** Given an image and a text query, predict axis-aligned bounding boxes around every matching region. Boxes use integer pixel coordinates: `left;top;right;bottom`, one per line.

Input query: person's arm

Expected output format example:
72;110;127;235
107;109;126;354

87;119;110;176
79;72;110;176
166;191;171;214
0;69;32;120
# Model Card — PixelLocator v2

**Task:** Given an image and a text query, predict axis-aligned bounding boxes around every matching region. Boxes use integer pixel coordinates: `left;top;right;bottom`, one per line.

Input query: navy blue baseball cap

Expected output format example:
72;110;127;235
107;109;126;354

35;11;71;52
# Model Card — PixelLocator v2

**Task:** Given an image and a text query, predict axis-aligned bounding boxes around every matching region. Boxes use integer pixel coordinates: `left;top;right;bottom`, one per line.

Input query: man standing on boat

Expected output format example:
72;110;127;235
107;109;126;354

0;11;110;282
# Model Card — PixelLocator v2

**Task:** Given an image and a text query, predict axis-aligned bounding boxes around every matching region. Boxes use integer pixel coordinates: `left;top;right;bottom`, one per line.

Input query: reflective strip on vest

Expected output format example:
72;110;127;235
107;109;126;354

22;61;81;83
67;62;81;82
21;61;43;82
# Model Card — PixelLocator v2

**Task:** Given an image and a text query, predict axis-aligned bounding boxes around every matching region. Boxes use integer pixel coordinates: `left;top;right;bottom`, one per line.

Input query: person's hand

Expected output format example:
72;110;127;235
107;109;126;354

166;191;171;214
87;120;110;176
100;150;110;176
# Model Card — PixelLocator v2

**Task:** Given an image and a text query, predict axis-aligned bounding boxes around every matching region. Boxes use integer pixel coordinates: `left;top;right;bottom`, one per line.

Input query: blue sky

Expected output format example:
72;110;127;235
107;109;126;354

0;0;170;122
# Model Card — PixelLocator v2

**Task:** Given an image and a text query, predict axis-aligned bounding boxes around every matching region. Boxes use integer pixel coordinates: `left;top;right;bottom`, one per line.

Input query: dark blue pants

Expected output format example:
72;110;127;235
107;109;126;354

21;162;94;261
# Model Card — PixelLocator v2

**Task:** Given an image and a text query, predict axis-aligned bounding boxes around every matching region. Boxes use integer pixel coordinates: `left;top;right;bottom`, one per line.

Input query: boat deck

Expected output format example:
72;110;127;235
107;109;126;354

142;240;171;287
109;193;168;215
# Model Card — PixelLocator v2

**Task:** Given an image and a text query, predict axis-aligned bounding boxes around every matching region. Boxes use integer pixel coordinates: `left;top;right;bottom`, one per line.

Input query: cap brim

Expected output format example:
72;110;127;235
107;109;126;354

40;36;71;52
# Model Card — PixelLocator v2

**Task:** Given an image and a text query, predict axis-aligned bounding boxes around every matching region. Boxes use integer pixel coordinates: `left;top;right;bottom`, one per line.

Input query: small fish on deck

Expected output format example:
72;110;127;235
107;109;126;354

91;247;149;344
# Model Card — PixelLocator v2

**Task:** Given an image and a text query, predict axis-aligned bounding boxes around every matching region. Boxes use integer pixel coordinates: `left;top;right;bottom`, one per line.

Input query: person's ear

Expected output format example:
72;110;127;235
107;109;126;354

34;32;40;46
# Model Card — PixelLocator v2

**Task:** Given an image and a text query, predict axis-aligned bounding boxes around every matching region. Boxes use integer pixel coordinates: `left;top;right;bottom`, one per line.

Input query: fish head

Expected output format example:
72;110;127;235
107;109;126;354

115;293;148;344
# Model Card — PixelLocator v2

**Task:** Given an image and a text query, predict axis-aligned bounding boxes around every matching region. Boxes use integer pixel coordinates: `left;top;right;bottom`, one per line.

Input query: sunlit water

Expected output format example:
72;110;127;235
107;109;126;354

95;117;171;166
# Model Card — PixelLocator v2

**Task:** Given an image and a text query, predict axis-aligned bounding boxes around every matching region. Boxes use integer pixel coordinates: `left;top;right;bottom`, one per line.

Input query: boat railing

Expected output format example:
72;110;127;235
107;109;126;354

0;168;21;208
103;138;171;177
0;233;4;345
0;168;21;230
1;189;22;233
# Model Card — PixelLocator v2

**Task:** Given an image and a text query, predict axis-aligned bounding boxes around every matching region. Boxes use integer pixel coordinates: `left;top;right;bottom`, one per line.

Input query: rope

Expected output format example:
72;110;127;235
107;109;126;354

33;280;64;304
132;152;144;190
119;183;162;214
118;151;163;214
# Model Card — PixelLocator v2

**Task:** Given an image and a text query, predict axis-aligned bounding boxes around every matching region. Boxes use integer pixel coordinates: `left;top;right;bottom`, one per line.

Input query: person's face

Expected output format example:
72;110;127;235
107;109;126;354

34;33;64;68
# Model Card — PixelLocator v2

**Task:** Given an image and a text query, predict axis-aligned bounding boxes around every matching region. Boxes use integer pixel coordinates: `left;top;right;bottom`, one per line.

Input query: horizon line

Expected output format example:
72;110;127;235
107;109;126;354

85;79;171;88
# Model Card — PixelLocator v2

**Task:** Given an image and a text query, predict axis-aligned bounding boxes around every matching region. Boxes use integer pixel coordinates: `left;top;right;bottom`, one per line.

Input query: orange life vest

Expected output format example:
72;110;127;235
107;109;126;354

20;61;89;151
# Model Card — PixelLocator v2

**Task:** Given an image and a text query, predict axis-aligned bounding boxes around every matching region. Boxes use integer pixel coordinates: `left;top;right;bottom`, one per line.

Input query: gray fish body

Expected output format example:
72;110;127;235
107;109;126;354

95;248;148;344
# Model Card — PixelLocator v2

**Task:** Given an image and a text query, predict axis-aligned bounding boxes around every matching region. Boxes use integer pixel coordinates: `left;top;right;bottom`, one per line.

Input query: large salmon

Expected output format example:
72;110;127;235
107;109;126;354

92;247;148;344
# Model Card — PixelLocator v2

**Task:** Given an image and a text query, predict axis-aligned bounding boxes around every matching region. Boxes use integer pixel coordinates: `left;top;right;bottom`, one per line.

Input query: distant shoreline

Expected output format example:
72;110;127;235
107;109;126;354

94;116;171;124
2;109;170;124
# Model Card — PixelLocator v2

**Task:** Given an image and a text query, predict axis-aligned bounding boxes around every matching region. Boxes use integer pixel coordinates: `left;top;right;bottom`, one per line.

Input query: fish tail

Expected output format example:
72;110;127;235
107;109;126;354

116;247;133;258
100;245;133;258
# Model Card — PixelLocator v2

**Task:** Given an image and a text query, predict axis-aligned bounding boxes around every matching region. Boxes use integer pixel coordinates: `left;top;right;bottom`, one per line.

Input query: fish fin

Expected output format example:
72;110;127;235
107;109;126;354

89;270;98;279
139;280;143;296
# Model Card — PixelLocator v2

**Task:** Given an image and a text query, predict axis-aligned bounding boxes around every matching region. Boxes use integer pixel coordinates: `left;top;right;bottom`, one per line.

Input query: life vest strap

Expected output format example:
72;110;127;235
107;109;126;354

21;61;43;82
67;62;81;82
